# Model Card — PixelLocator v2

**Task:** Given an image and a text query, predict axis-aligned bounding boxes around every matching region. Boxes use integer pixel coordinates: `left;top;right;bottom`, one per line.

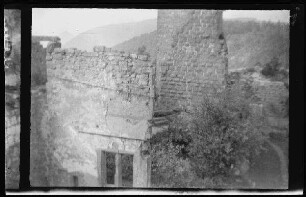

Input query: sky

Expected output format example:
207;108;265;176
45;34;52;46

32;9;158;36
32;9;290;37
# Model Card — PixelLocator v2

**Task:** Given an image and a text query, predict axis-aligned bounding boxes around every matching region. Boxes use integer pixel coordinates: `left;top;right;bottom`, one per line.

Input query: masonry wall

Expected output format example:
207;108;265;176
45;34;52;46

253;80;289;131
5;104;20;189
31;42;153;187
5;9;21;189
156;10;228;111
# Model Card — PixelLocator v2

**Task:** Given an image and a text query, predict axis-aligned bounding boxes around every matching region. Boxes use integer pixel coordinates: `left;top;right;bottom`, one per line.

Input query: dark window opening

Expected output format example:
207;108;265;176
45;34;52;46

122;154;133;187
72;175;79;187
100;150;134;187
106;152;116;185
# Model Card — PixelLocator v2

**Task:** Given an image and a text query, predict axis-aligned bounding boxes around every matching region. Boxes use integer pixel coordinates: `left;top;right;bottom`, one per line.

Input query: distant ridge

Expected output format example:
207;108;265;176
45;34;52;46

113;20;289;71
63;18;157;51
113;30;157;57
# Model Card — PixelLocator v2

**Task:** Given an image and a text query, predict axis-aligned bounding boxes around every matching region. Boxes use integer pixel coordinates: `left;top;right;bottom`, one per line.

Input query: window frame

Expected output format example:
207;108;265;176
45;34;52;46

97;148;134;187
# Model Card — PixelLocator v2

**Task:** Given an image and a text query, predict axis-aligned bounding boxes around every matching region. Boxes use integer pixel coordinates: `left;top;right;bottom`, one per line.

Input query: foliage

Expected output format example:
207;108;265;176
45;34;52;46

186;85;266;181
150;82;266;188
260;57;289;84
113;31;157;58
261;57;281;77
150;126;195;188
137;45;147;55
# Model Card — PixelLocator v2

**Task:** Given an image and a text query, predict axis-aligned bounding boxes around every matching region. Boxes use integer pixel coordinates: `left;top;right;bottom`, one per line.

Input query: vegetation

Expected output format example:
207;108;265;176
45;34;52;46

150;82;267;188
261;57;289;82
113;31;157;58
113;20;289;73
224;20;289;71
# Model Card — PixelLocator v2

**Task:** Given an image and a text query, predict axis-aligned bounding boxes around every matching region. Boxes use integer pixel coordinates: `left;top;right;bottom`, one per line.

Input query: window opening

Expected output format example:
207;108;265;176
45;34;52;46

72;175;79;187
100;150;134;187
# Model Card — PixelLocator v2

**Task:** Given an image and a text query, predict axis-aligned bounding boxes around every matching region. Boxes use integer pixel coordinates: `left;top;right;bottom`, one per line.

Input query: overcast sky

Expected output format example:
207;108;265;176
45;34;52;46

32;9;290;37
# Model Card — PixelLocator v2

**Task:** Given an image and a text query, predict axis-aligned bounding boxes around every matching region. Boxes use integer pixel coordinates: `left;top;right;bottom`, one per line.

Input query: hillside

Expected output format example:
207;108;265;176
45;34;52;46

224;20;289;71
63;19;157;51
59;31;74;45
112;20;289;71
113;31;157;57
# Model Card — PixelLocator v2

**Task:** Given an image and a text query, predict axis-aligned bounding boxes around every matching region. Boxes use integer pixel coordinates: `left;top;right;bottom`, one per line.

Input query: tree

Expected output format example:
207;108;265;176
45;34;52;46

137;45;147;55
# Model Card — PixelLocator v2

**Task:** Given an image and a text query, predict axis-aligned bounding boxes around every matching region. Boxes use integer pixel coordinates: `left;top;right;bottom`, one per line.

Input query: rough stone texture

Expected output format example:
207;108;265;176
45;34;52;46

46;41;61;54
253;80;289;131
32;42;47;86
5;9;20;189
30;86;49;186
31;42;154;187
32;36;61;43
156;10;228;111
30;10;229;187
5;104;20;189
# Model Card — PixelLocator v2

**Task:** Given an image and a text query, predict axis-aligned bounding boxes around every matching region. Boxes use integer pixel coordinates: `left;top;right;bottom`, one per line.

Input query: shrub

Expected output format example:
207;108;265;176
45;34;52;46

150;125;195;188
261;57;281;77
150;82;266;188
137;45;147;55
186;87;266;180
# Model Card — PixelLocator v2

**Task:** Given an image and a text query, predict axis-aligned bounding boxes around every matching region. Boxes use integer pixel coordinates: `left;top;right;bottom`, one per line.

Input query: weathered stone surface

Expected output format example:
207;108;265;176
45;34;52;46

30;9;231;188
156;10;228;111
53;48;65;54
32;42;47;86
83;52;99;57
138;55;149;61
46;42;61;53
130;53;138;59
31;37;154;187
93;45;105;52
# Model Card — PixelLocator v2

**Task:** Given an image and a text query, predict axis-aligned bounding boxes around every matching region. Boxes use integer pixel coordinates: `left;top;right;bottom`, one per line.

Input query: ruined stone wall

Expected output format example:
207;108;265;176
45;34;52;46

31;42;47;86
156;10;228;111
5;9;20;189
253;80;289;131
31;41;153;187
5;104;20;189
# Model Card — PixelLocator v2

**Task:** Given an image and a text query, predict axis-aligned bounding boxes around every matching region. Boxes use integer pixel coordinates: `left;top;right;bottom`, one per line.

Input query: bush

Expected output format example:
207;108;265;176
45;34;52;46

150;82;266;188
187;88;265;180
150;126;195;188
137;45;147;55
261;57;281;77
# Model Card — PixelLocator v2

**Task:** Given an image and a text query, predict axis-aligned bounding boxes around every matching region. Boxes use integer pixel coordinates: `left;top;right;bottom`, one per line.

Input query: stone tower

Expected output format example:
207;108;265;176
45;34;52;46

156;10;228;111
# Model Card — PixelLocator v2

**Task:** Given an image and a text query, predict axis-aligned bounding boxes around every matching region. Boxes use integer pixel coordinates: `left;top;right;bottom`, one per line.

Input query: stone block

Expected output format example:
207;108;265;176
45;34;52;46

138;55;148;61
46;42;61;54
93;46;106;52
108;56;115;61
83;52;99;57
66;48;76;55
130;54;138;59
105;47;112;52
53;48;64;54
53;53;63;60
46;54;53;61
122;53;130;57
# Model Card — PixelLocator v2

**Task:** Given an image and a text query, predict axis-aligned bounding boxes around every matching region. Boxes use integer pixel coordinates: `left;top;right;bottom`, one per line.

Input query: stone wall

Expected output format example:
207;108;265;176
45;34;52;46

30;10;228;187
253;80;289;131
156;10;228;111
31;42;47;86
227;70;289;132
30;41;153;187
5;9;20;189
5;103;20;189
